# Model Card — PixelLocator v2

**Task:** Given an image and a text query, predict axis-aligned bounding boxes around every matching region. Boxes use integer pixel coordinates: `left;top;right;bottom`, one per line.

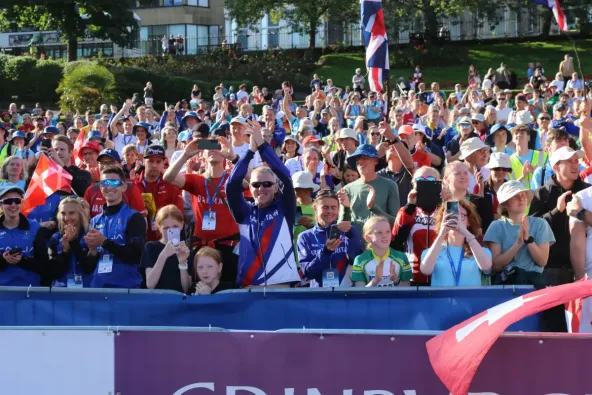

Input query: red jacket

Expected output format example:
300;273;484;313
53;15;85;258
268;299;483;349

133;172;183;241
84;181;147;219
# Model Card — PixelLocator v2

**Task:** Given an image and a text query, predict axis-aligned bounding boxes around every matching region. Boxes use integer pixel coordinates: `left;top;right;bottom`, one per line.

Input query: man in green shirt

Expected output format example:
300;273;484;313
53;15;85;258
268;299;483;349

337;144;400;233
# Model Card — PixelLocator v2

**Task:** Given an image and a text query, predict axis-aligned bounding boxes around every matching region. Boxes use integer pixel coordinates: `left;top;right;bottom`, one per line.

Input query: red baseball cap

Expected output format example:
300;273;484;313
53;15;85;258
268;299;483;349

301;135;325;147
398;125;414;136
78;141;101;160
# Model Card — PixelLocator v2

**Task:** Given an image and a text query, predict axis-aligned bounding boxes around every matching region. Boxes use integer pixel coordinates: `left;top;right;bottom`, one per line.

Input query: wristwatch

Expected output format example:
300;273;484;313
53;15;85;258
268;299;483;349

524;236;534;245
389;136;401;145
576;208;587;221
231;154;240;165
178;261;188;271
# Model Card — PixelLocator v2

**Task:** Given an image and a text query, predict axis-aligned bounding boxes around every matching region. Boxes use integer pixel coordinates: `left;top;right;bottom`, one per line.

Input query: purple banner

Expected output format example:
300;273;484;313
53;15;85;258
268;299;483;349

115;331;592;394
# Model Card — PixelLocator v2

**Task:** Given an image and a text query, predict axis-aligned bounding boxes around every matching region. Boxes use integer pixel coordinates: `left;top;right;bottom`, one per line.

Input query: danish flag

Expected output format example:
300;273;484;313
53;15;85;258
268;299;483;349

360;0;389;92
21;154;72;216
72;128;87;166
426;279;592;395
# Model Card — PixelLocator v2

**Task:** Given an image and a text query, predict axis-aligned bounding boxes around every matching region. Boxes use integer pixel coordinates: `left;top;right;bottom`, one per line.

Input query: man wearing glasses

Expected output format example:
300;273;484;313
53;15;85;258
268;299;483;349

85;166;146;289
226;120;300;288
0;184;48;286
495;93;511;124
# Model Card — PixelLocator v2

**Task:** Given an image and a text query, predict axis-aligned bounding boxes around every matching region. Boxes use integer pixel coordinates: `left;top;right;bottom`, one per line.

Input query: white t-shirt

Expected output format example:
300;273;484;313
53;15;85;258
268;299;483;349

496;107;512;124
233;143;263;168
236;90;249;103
550;79;565;92
112;133;137;155
570;187;592;278
285;156;324;176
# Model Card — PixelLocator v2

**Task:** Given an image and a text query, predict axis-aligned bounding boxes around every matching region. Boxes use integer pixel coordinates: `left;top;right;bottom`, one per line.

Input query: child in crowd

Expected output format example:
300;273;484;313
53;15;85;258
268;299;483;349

352;216;412;287
144;82;154;107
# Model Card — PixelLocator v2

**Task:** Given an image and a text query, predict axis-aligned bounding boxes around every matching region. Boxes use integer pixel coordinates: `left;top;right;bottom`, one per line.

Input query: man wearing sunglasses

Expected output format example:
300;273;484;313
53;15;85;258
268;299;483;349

226;120;300;287
0;184;48;287
84;167;146;289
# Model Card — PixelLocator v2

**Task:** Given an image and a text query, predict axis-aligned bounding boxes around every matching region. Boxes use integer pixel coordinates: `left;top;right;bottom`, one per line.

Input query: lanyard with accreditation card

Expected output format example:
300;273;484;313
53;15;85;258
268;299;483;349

202;174;227;231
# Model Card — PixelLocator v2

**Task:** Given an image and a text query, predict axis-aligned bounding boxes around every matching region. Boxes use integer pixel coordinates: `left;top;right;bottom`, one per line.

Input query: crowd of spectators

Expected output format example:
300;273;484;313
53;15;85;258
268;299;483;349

0;53;590;332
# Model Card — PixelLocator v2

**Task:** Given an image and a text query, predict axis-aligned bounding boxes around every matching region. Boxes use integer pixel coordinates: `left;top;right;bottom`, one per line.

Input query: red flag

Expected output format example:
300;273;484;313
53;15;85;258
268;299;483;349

72;128;87;166
21;154;72;216
426;280;592;395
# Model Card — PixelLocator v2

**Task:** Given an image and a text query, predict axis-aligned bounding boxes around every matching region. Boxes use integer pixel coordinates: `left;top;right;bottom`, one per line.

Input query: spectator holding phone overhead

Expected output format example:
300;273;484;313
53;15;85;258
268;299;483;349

483;181;555;286
420;200;492;286
163;132;240;284
84;166;146;289
226;120;301;287
352;216;411;287
298;189;362;287
142;205;192;293
0;183;49;286
391;166;441;285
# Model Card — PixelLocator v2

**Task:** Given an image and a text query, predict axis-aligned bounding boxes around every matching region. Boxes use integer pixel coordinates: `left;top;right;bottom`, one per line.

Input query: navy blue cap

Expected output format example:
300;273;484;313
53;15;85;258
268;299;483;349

87;130;106;142
42;126;59;135
144;145;166;158
97;148;121;163
181;111;200;130
346;143;380;169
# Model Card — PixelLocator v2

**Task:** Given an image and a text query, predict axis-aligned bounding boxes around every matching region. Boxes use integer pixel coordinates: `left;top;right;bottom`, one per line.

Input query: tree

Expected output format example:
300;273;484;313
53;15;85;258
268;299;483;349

383;0;505;41
0;0;144;61
225;0;358;49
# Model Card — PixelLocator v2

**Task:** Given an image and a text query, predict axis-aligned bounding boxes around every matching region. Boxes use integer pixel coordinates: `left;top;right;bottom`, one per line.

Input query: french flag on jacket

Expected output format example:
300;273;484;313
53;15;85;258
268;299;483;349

532;0;567;31
361;0;389;93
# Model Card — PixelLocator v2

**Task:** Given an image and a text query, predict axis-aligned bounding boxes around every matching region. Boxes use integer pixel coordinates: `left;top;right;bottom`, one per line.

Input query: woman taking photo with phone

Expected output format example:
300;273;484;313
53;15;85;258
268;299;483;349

48;197;93;288
141;205;192;293
420;200;492;286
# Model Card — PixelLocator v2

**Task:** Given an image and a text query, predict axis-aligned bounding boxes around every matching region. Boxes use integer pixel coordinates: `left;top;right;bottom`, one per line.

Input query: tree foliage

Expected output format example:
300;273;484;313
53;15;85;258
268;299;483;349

225;0;358;48
0;0;145;61
57;62;117;111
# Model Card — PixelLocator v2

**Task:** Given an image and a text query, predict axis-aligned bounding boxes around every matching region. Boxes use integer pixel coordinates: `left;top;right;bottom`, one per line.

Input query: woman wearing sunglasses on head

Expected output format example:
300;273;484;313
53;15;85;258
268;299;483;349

0;184;50;286
391;166;441;286
420;199;492;286
48;197;94;288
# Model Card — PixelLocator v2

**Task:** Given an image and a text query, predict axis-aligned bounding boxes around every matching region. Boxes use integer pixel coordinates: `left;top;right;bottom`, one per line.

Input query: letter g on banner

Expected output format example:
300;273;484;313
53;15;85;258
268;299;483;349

227;386;267;395
173;382;215;394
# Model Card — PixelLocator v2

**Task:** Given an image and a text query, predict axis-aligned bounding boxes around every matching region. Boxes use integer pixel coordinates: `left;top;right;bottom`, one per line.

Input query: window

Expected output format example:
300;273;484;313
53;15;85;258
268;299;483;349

188;0;208;5
139;0;161;7
209;26;219;46
164;0;183;6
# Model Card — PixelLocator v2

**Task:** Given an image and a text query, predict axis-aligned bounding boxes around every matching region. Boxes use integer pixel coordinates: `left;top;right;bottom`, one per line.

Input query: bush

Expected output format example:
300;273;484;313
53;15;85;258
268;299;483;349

3;56;63;102
57;62;116;112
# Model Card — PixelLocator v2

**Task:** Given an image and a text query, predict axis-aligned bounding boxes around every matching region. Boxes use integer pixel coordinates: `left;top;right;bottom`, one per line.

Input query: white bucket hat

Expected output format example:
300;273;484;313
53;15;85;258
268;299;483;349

485;152;512;171
459;137;489;160
291;171;320;192
336;128;358;143
515;110;534;126
549;146;584;168
497;180;534;205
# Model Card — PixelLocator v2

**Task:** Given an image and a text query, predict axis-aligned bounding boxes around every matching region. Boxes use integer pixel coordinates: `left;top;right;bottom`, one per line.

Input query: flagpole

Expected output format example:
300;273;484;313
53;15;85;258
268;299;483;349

564;31;586;92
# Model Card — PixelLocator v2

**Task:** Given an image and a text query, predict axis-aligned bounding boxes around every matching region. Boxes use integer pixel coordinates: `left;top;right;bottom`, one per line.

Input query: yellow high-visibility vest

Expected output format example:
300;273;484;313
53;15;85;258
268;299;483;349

508;150;547;190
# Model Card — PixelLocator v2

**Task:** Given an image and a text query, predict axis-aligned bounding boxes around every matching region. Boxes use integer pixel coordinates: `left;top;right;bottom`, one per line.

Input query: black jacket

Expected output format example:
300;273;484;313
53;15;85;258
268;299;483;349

63;165;92;197
530;176;590;269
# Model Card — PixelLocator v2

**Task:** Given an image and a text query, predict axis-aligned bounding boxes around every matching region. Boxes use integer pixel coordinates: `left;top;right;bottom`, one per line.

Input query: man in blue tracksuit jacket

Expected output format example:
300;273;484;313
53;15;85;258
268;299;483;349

226;121;301;287
297;191;363;287
84;166;146;288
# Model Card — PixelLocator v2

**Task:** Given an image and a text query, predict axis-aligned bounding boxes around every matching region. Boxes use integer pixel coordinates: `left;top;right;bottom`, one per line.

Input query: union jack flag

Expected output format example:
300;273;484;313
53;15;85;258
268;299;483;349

360;0;389;92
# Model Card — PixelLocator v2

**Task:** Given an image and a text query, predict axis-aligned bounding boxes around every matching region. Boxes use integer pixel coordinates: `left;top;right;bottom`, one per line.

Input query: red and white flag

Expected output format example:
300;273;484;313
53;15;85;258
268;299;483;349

21;154;72;216
426;280;592;395
72;128;88;166
532;0;567;31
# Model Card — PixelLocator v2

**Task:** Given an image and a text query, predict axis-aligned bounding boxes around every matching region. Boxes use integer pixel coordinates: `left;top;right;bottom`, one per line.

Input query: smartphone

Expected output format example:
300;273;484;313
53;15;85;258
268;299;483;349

41;139;52;149
446;201;459;218
294;206;303;226
9;248;22;255
197;139;221;151
329;225;341;240
416;180;442;212
167;228;181;245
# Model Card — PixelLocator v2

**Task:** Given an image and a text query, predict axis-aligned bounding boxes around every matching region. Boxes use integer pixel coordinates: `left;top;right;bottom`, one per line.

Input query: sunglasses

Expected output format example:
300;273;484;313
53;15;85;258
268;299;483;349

415;176;437;182
250;181;275;189
0;197;22;205
497;98;506;101
370;132;381;136
99;179;124;189
472;121;481;124
491;167;511;172
460;124;472;128
538;117;550;121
